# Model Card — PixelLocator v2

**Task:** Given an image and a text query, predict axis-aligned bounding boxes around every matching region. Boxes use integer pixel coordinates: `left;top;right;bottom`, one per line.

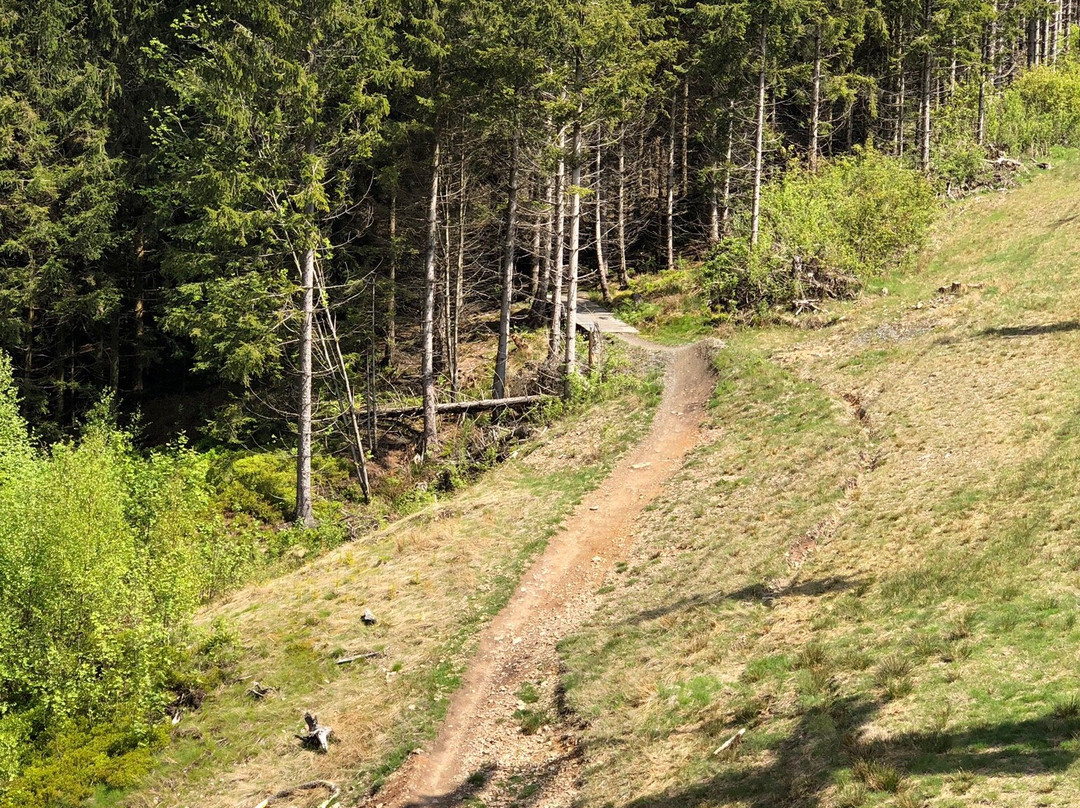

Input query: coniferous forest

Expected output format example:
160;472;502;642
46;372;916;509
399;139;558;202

2;0;1080;803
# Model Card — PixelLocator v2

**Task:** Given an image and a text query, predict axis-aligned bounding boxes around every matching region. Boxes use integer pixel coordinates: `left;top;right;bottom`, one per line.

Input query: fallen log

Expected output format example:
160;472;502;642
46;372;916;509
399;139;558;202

247;681;276;699
368;395;547;419
714;727;746;756
253;780;339;808
335;650;385;665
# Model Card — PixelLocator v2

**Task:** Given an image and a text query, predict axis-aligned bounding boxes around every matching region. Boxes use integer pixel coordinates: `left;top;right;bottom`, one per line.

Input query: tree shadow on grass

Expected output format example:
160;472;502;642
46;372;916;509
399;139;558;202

980;321;1080;338
621;576;864;626
621;693;1080;808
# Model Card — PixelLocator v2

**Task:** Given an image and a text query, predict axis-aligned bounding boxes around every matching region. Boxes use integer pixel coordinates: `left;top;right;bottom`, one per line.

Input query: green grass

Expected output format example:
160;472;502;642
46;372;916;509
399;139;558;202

560;151;1080;808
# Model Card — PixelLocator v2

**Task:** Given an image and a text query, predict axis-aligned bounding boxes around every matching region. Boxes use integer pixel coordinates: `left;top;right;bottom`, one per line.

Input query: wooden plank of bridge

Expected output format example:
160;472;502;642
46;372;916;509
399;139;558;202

575;300;639;334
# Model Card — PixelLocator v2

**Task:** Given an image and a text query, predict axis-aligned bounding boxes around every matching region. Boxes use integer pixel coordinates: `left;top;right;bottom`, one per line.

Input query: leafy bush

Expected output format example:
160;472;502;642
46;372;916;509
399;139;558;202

0;352;242;797
990;56;1080;156
0;718;167;808
0;405;220;724
932;79;998;190
208;450;295;521
701;147;936;314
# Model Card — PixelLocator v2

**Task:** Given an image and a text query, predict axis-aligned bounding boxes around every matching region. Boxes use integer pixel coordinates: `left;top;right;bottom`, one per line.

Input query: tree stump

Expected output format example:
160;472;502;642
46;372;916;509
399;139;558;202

296;712;335;753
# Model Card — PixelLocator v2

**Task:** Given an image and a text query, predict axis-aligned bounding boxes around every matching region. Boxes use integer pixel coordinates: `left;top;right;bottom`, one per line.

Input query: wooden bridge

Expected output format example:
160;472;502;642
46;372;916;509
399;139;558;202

575;299;639;334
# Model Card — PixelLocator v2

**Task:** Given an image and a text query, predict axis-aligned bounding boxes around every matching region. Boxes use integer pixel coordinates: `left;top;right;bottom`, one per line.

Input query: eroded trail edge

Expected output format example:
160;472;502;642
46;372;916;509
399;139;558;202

370;340;716;807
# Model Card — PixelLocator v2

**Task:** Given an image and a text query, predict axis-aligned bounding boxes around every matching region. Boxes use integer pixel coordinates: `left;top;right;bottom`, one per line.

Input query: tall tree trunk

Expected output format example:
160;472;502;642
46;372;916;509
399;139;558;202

594;133;611;302
421;140;440;452
533;171;554;322
751;23;768;249
722;99;734;237
565;108;583;390
529;182;542;306
665;90;673;270
919;0;933;174
385;188;397;366
680;74;690;192
895;39;906;157
548;128;567;361
709;119;721;247
296;209;317;529
451;156;466;399
810;22;823;172
617;125;629;286
493;132;520;400
665;91;677;271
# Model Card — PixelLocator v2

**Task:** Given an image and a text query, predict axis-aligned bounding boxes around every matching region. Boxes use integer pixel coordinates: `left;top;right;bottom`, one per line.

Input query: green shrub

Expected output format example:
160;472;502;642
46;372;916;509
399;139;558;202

990;55;1080;156
0;353;229;790
0;719;167;808
208;450;295;521
700;147;936;314
933;80;997;189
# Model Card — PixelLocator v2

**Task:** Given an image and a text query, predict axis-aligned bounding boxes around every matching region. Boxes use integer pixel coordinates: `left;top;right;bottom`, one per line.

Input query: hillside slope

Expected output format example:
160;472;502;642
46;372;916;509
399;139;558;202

562;153;1080;807
106;347;663;808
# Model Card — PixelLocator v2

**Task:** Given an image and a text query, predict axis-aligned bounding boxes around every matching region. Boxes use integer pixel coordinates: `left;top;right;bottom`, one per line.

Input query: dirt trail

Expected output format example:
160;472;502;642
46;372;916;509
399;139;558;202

369;338;716;807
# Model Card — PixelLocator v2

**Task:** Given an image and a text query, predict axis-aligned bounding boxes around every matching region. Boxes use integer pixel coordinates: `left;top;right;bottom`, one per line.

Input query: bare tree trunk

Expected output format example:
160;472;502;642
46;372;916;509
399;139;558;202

385;189;397;365
665;92;677;270
919;0;933;174
751;23;768;249
565;108;583;390
296;209;317;529
422;140;441;452
439;181;451;375
451;157;466;399
314;269;371;503
594;132;611;302
532;171;554;322
950;38;958;93
709;120;720;247
680;74;690;192
722;99;734;237
617;125;629;286
810;22;823;172
493;132;520;400
529;185;542;306
548;128;567;361
1054;0;1063;63
896;40;906;157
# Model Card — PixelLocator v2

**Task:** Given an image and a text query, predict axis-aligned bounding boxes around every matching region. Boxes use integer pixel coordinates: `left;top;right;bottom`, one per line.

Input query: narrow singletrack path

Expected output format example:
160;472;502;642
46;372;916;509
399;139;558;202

368;335;716;807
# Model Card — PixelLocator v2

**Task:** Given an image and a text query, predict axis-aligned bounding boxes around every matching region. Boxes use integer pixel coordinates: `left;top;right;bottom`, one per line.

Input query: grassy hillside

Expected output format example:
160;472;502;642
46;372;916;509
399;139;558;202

561;150;1080;807
84;346;661;808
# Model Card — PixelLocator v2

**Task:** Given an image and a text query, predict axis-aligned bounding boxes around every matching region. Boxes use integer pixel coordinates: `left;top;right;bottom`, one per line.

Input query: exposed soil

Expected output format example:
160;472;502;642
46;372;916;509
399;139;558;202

367;336;717;807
